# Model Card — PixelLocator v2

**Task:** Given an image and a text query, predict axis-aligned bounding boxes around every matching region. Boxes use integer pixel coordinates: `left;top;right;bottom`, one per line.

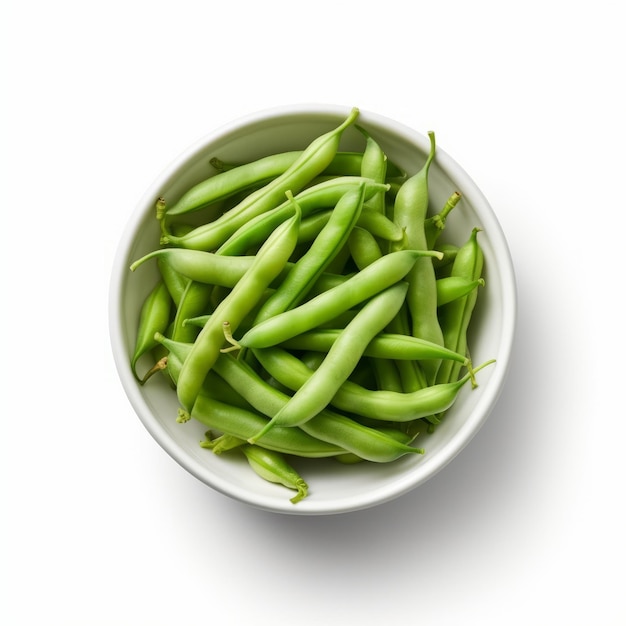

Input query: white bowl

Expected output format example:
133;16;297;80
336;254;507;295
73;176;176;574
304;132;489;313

109;104;516;515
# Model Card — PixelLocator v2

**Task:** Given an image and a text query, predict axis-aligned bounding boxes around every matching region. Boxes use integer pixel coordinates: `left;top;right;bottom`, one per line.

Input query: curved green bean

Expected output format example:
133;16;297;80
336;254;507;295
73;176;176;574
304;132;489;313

131;280;172;382
185;395;346;458
424;190;462;249
160;108;359;251
248;282;409;440
278;328;469;365
131;248;258;286
161;151;303;218
239;445;309;504
253;346;494;423
437;227;485;385
176;206;301;412
436;276;485;307
392;131;444;385
238;249;438;349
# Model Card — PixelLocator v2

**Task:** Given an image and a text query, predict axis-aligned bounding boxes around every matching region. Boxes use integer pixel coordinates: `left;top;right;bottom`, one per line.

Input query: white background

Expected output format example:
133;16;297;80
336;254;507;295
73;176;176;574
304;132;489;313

2;1;624;624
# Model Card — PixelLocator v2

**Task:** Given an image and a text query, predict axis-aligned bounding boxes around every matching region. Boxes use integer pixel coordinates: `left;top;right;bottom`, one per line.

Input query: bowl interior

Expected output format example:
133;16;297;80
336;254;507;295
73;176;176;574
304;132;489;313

109;105;516;515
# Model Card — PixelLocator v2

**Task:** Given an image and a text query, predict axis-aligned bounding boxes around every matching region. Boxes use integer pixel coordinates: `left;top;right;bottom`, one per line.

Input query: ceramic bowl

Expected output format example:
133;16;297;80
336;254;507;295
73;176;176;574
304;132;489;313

109;104;516;515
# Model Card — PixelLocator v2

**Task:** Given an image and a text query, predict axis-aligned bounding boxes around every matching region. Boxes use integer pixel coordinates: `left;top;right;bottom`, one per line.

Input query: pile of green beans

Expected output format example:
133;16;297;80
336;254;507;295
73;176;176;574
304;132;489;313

129;107;495;504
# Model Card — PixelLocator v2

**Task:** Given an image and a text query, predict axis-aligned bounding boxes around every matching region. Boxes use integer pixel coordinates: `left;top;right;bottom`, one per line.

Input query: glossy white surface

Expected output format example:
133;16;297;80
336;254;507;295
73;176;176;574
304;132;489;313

110;105;516;515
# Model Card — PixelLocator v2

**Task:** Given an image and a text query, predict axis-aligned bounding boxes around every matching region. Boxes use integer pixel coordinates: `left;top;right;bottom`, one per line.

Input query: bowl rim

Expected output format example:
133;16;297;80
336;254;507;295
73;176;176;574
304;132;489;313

109;103;517;515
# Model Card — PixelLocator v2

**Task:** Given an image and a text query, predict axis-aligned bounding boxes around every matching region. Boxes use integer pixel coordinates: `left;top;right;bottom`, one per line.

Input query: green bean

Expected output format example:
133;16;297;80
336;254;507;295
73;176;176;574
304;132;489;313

138;353;170;387
161;151;304;218
437;227;485;385
296;210;334;243
254;184;366;324
330;151;403;179
432;243;459;276
202;370;258;411
249;282;409;440
436;276;485;307
278;328;469;365
239;444;309;504
323;241;351;274
184;395;347;458
357;125;388;214
132;248;348;299
160;108;359;251
391;131;444;385
347;226;383;269
131;248;259;286
253;347;494;423
216;176;389;256
333;427;419;464
357;208;404;242
211;353;425;463
130;279;172;382
200;431;246;454
371;358;404;392
156;256;188;308
238;249;437;349
300;409;425;461
169;281;213;343
424;190;462;249
299;350;325;372
176;206;301;412
150;331;188;385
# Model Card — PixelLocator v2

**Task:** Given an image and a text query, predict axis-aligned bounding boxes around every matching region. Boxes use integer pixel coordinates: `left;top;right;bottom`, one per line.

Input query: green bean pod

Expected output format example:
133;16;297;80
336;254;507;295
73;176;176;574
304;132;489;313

238;249;436;349
391;131;444;385
436;276;485;307
437;227;485;385
347;226;383;269
162;151;304;217
278;329;469;365
355;208;404;242
239;445;309;504
370;358;404;392
249;281;409;439
332;427;419;464
295;210;334;243
253;347;494;423
169;280;214;343
156;256;188;307
176;206;301;412
357;125;388;214
131;248;258;286
424;190;462;249
186;396;347;458
130;279;172;381
160;108;359;251
254;184;367;323
432;243;459;275
200;432;246;454
299;410;425;462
